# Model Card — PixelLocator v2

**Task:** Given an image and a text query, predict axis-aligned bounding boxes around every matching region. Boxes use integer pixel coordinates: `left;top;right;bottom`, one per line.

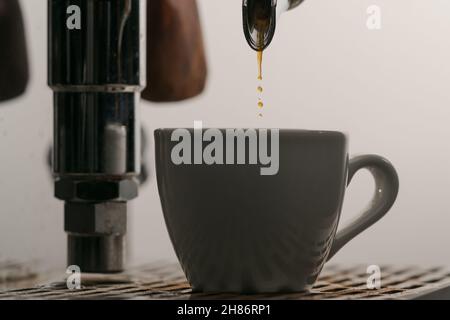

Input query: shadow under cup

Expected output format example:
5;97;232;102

155;129;399;293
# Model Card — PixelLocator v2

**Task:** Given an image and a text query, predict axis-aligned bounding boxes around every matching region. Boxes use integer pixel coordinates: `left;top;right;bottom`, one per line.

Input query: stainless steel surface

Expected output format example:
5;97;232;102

48;0;146;273
67;235;124;273
242;0;277;51
48;0;145;87
64;198;129;273
288;0;304;10
1;264;449;300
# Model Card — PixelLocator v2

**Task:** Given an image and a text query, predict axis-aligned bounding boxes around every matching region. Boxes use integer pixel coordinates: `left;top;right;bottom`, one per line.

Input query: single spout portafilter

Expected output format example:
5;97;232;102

48;0;145;273
242;0;304;51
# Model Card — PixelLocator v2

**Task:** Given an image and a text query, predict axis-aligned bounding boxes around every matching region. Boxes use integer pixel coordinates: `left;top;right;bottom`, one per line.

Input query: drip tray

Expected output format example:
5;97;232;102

0;263;449;300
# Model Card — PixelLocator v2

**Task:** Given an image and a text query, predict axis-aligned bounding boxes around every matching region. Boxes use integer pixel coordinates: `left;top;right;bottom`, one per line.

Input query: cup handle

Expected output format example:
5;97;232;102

327;155;399;261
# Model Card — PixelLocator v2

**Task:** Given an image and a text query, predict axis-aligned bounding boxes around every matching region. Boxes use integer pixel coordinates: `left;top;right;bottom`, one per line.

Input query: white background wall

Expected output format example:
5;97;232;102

1;0;450;273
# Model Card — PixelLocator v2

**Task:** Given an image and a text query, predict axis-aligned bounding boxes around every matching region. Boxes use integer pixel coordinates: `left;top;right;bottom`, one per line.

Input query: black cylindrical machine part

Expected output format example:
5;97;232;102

48;0;145;273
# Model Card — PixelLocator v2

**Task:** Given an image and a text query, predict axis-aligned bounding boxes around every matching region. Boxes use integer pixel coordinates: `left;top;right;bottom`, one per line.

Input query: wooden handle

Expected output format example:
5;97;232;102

142;0;208;102
0;0;29;102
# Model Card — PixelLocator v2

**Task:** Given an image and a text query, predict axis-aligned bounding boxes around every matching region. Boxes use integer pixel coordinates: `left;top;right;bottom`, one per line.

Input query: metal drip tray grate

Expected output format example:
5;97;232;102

1;264;449;300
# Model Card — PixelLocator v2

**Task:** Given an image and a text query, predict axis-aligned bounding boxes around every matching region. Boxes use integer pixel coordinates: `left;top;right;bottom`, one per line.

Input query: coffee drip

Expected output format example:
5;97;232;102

257;50;264;115
243;0;305;115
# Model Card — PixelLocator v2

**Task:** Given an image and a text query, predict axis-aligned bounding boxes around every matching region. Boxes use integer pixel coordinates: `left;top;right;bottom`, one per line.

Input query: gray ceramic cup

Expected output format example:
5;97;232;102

155;129;399;293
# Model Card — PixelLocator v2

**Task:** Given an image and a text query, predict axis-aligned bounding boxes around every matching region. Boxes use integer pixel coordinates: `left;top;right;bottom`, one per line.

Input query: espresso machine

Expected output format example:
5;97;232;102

1;0;298;275
48;0;207;273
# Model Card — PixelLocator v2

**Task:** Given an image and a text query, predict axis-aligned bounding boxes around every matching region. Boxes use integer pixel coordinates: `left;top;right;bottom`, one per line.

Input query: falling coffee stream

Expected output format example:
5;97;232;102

257;50;263;80
257;50;264;117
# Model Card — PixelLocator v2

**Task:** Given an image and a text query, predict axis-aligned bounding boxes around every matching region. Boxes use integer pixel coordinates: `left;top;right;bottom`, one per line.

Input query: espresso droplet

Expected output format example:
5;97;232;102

258;101;264;108
257;50;263;80
257;86;263;93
